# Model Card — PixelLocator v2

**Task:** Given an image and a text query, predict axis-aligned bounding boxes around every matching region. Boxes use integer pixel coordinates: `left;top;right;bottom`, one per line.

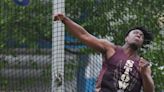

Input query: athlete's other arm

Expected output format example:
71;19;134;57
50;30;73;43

54;13;115;54
139;58;155;92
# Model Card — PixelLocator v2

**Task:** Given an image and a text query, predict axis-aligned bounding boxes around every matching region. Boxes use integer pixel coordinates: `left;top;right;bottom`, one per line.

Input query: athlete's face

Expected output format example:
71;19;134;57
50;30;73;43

125;29;144;48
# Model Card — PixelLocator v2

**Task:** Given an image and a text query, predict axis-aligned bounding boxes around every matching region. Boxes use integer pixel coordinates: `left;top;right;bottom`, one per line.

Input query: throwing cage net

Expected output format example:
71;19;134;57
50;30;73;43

1;0;164;92
0;0;52;92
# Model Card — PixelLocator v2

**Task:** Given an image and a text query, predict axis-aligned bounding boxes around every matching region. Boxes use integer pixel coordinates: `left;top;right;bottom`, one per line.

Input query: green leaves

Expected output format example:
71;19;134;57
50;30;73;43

0;0;52;48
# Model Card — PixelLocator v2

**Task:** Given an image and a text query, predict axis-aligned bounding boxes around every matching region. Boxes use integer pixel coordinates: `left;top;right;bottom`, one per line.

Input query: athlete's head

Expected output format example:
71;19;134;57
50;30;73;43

125;26;153;48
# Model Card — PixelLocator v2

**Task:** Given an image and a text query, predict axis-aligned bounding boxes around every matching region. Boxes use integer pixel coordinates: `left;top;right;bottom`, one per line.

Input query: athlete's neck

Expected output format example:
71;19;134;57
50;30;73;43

122;43;138;58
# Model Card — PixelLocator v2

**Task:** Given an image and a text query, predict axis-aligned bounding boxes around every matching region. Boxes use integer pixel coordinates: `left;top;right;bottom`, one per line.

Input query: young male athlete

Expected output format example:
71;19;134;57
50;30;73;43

54;13;155;92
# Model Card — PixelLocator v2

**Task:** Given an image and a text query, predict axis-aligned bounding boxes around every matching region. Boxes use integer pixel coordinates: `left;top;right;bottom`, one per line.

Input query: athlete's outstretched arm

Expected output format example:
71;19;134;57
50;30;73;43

54;13;115;53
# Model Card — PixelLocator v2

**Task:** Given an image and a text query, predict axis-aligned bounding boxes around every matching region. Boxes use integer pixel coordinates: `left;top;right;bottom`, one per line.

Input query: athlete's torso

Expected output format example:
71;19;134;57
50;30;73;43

96;46;142;92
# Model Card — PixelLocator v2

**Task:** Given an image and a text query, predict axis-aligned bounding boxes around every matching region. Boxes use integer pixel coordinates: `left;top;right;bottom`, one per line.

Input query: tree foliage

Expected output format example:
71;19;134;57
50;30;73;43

0;0;52;48
65;0;164;91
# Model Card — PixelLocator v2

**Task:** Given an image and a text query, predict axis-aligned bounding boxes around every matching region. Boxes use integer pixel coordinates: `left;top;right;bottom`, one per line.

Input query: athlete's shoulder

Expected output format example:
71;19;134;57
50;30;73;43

99;39;116;49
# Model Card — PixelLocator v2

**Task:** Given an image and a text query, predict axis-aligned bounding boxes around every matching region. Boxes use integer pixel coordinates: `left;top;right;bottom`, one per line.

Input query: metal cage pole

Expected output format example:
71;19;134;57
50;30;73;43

52;0;65;92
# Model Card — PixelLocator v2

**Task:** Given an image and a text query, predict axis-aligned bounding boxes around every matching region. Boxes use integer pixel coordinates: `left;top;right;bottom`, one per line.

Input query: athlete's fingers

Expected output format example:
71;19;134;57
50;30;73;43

53;13;65;21
139;57;150;68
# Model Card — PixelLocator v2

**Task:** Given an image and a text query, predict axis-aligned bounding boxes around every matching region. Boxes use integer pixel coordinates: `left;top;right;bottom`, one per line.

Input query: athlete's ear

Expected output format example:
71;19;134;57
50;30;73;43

125;36;128;42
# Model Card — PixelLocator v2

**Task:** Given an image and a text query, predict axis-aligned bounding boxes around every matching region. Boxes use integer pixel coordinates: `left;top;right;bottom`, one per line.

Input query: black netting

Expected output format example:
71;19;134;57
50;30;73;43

0;0;164;92
0;0;52;92
64;0;164;92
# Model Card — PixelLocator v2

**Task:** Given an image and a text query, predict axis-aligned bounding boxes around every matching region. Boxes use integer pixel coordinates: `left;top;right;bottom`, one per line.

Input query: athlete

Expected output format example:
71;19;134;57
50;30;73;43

54;13;155;92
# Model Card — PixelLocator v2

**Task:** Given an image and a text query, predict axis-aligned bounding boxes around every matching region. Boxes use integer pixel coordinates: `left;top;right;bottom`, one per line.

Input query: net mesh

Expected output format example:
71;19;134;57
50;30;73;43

52;0;65;92
0;0;164;92
64;0;164;92
0;0;52;92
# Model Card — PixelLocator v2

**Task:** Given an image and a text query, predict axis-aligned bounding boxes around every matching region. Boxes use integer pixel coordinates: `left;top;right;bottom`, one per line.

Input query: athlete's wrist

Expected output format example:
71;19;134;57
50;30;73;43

141;70;151;78
61;16;67;23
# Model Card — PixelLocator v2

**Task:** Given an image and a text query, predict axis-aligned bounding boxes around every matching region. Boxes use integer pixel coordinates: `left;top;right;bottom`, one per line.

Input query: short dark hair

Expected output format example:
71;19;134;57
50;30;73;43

125;26;153;44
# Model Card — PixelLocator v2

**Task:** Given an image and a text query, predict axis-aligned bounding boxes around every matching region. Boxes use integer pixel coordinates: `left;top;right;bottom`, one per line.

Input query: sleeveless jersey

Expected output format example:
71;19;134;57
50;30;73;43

96;47;142;92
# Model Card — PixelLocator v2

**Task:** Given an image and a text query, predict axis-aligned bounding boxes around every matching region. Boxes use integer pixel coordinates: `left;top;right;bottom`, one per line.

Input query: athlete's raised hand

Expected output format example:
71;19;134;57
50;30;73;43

53;13;65;22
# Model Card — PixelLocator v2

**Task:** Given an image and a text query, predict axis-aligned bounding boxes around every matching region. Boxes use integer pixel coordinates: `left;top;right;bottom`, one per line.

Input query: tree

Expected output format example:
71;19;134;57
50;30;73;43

0;1;52;91
0;0;52;49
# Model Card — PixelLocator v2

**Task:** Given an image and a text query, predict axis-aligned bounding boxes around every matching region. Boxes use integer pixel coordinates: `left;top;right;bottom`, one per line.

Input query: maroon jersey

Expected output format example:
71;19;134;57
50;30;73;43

96;46;142;92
